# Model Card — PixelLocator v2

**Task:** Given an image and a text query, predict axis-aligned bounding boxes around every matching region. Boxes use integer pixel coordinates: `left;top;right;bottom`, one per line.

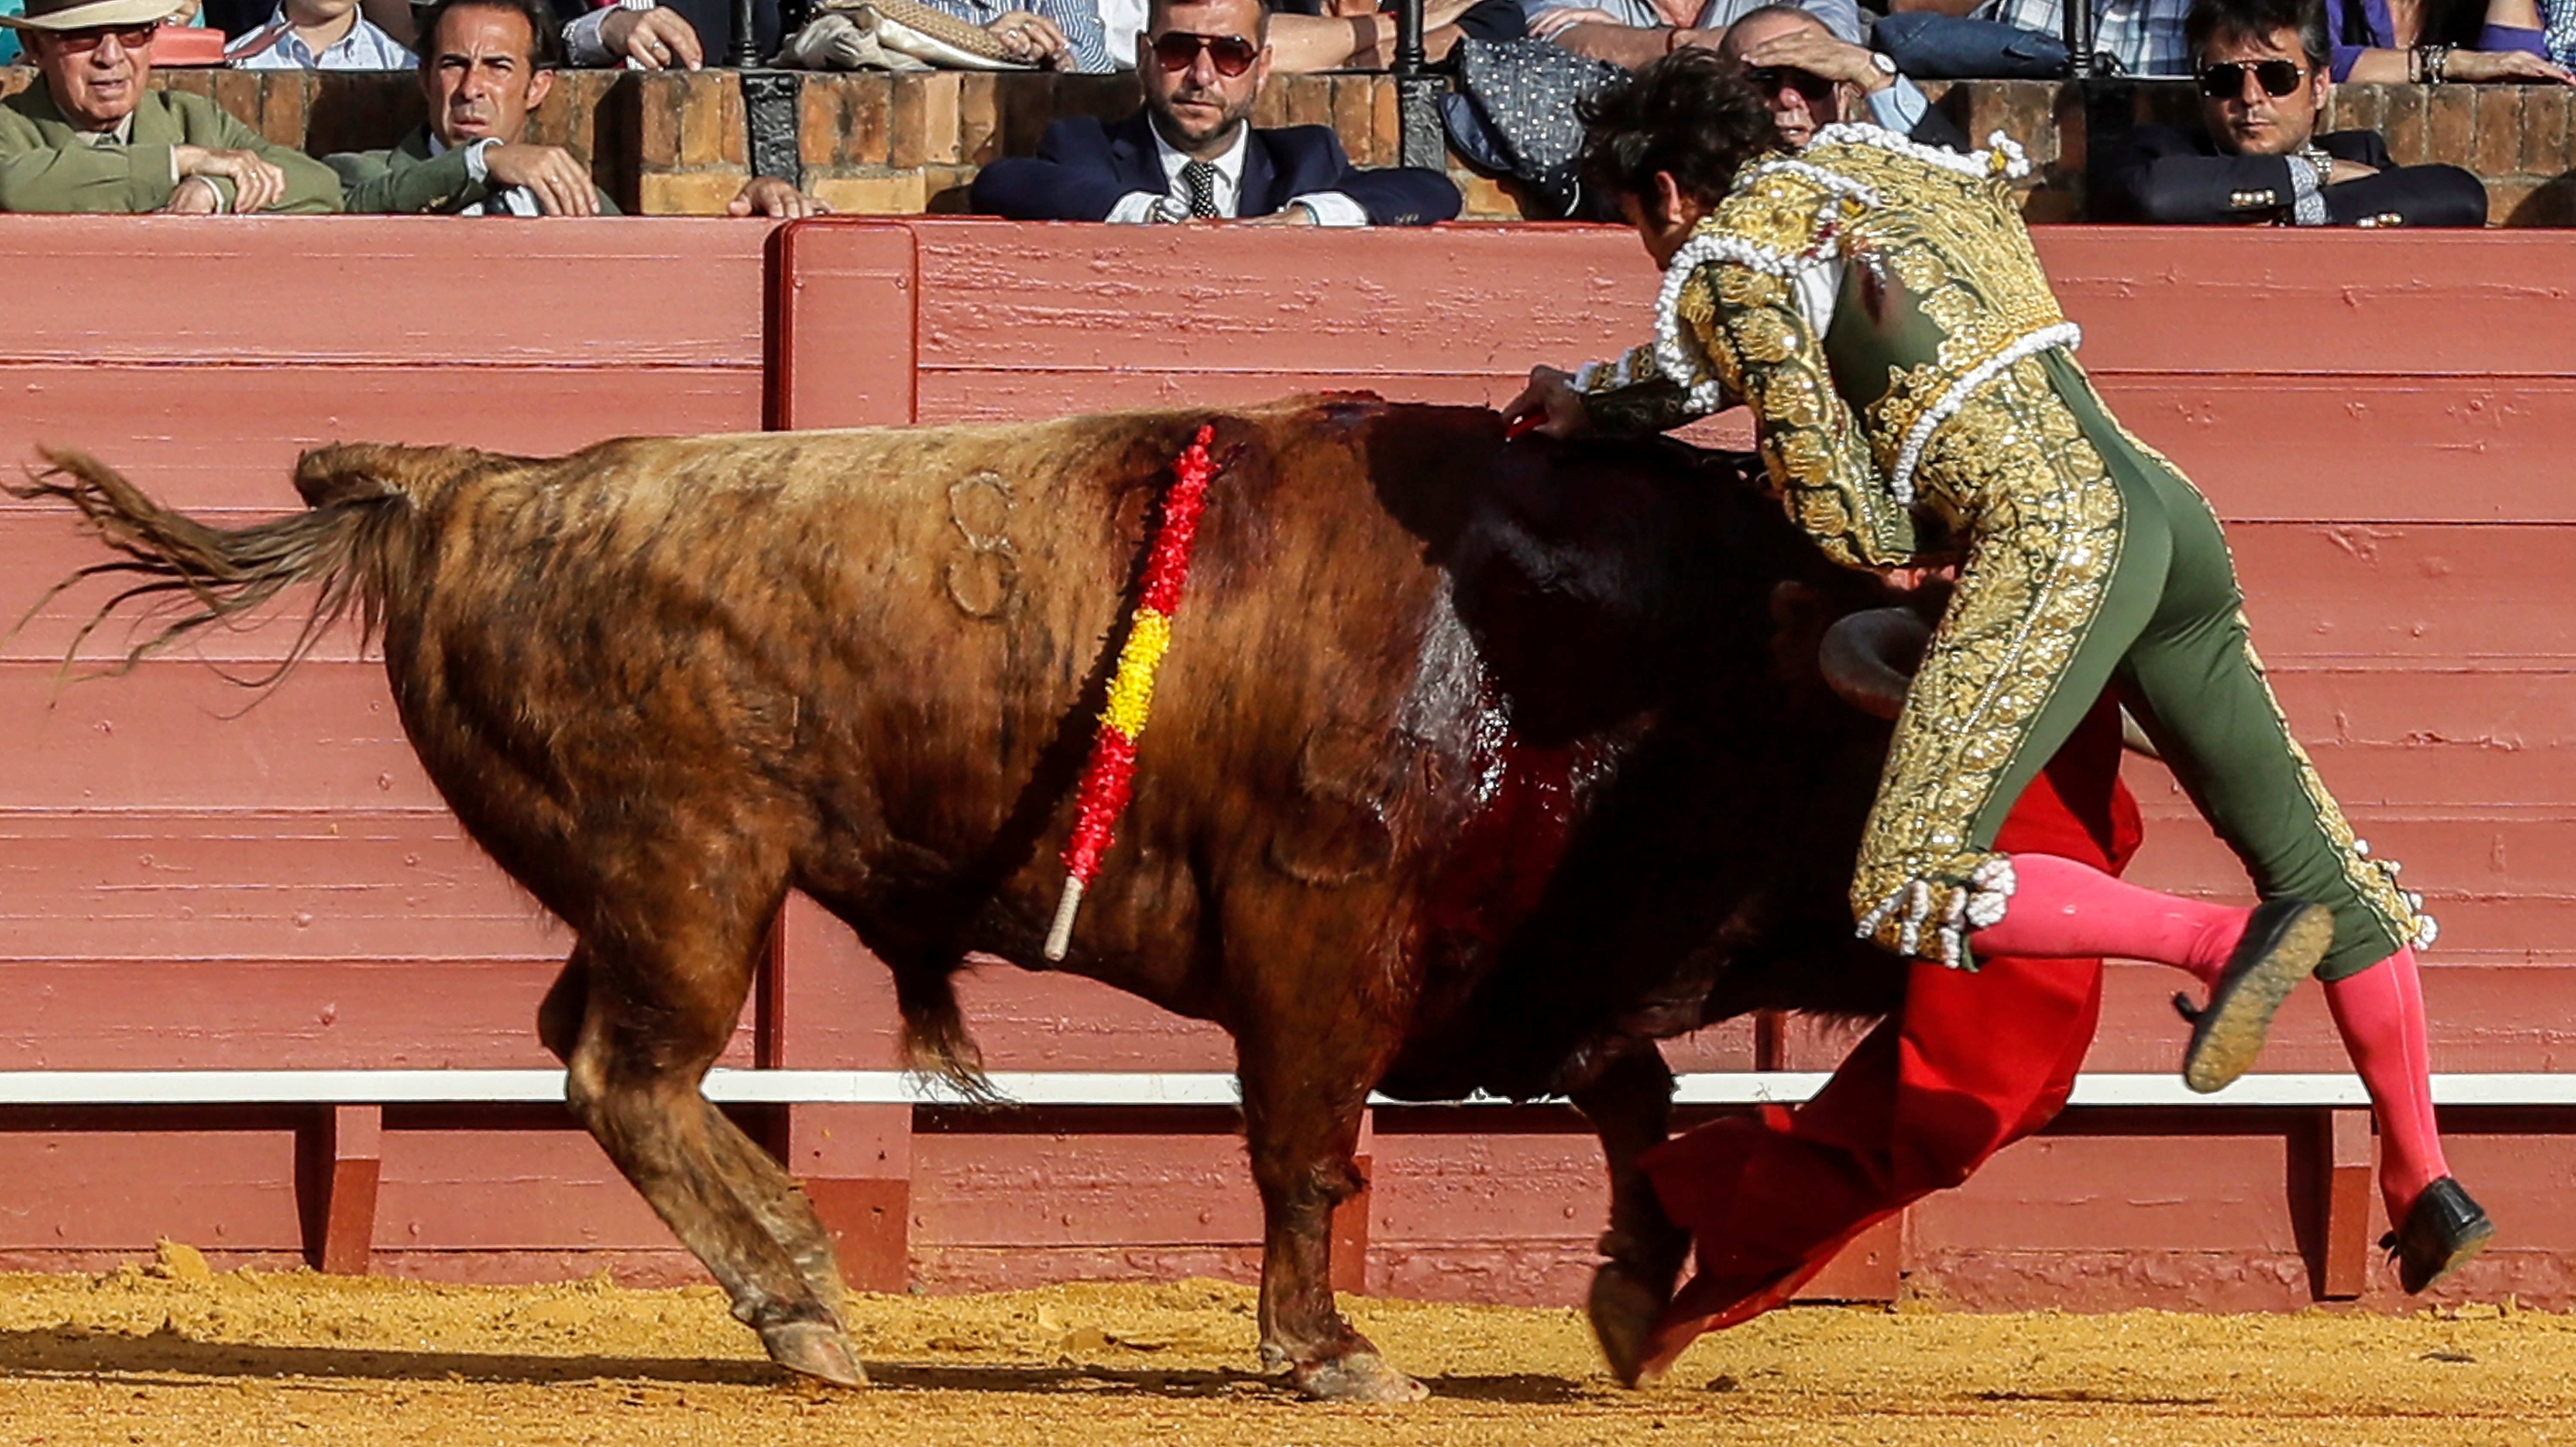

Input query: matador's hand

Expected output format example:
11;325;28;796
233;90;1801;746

1503;366;1592;439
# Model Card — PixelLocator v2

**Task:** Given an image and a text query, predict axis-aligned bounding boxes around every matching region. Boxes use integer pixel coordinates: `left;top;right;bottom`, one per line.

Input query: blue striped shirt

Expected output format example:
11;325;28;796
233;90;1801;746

227;8;418;69
921;0;1116;73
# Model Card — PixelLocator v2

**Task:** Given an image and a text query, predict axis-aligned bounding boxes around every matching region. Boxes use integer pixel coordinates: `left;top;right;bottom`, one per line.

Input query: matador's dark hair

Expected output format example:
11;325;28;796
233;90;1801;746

2184;0;2330;72
1576;49;1785;213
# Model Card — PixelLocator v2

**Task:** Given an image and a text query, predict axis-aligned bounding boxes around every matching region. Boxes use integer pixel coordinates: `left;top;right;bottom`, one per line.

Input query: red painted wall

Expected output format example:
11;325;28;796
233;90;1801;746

1;217;2571;1315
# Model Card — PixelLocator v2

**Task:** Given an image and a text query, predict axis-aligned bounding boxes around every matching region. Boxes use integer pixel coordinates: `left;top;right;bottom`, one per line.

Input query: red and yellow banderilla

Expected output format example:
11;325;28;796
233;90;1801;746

1044;424;1222;962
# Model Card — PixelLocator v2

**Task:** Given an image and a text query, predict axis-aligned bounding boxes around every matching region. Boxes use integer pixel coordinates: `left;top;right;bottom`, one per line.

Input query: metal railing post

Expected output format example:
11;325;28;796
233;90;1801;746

1392;0;1443;171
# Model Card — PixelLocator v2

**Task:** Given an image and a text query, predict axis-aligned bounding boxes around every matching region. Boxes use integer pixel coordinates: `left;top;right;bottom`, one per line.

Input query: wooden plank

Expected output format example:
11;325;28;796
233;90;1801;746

769;221;917;430
0;661;435;812
0;817;558;962
2224;523;2576;663
951;968;1234;1071
0;364;762;504
372;1122;681;1250
906;219;1661;379
0;961;758;1070
2099;378;2576;524
908;1130;1262;1248
2037;227;2576;376
0;1118;306;1249
0;216;770;366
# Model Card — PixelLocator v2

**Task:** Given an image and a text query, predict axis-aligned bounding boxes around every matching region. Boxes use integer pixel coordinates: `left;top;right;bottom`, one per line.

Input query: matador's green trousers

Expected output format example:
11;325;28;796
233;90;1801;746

1865;349;2417;979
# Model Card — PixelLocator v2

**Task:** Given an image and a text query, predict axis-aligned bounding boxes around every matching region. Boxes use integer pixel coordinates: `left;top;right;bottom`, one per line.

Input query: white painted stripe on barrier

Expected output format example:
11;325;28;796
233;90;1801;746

0;1069;2568;1108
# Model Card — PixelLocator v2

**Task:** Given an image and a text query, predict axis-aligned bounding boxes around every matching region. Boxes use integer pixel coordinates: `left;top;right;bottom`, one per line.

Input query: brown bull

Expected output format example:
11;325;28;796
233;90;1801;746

23;395;1903;1401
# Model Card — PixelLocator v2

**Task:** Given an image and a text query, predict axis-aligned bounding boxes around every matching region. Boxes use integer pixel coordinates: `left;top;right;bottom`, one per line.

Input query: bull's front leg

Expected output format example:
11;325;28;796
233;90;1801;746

1568;1045;1690;1387
1237;1065;1428;1403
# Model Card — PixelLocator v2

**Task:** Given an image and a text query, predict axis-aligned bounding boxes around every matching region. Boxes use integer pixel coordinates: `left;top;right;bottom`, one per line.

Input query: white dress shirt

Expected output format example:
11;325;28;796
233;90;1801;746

429;133;543;216
1103;122;1369;226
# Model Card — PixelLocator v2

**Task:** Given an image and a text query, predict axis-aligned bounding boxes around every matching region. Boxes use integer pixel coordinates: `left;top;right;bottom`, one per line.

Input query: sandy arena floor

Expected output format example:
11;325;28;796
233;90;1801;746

3;1244;2574;1446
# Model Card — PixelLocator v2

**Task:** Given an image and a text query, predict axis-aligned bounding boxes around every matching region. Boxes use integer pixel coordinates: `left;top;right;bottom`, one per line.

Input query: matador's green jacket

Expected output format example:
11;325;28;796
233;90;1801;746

0;85;341;213
1577;123;2427;977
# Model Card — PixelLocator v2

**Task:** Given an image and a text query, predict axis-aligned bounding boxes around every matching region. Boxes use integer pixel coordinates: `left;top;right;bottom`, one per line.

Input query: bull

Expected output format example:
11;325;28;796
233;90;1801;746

21;395;1908;1401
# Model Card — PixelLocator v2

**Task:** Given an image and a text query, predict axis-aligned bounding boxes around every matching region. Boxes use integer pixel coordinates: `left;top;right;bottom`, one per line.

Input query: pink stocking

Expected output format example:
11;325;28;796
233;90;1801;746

2322;946;2448;1222
1970;854;2248;986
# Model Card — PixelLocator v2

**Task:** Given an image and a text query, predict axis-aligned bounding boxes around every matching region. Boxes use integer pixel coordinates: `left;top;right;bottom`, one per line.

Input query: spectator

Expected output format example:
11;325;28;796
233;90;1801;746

2099;0;2487;224
0;0;342;213
969;0;1461;222
2314;0;2568;82
1873;0;2193;78
194;0;699;69
915;0;1115;68
1719;2;1966;146
1263;0;1524;71
548;0;714;67
326;0;821;214
1525;0;1862;70
224;0;414;65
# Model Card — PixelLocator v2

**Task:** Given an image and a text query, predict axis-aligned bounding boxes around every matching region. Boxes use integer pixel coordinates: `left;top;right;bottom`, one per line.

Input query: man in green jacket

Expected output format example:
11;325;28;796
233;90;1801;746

0;0;341;212
328;0;819;216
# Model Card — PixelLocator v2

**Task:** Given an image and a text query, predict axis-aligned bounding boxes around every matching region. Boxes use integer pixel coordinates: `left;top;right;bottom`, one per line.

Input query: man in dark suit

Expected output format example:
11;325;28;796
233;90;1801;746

968;0;1461;224
2098;0;2487;225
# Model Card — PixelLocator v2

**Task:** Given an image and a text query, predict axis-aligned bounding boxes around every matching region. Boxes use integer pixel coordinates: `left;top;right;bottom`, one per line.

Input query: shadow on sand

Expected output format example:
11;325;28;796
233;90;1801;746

0;1327;1589;1404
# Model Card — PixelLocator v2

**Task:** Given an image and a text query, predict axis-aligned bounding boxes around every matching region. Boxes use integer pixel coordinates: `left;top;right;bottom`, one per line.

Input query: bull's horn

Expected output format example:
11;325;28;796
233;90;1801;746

1820;607;1929;721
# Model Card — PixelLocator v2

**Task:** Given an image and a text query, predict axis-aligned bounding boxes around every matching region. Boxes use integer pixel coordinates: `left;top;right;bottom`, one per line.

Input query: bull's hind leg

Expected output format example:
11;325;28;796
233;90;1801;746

1569;1047;1690;1388
556;891;866;1388
542;947;854;1327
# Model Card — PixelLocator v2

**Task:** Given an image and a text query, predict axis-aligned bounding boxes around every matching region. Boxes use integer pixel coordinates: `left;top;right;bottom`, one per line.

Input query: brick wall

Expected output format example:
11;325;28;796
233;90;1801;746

12;66;2574;222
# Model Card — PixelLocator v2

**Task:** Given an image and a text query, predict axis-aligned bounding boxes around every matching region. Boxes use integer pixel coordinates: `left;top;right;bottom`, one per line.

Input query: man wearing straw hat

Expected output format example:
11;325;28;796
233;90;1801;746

0;0;341;212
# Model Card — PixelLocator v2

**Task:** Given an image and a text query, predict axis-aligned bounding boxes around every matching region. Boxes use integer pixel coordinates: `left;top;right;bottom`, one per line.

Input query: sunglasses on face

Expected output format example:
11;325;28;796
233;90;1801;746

1150;30;1259;76
1744;64;1837;104
2195;58;2306;98
53;22;158;51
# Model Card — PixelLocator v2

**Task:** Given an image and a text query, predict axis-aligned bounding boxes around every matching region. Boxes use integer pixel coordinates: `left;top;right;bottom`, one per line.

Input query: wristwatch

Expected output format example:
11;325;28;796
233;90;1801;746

1869;50;1898;77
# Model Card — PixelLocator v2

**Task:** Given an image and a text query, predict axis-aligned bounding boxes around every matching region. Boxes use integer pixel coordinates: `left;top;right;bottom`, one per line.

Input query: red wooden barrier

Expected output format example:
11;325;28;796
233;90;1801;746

0;216;2571;1317
0;218;772;1281
772;220;2576;1311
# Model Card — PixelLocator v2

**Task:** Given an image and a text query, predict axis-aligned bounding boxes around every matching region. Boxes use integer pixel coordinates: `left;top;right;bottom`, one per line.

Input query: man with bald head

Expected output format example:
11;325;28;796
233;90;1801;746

969;0;1459;223
1717;3;1964;148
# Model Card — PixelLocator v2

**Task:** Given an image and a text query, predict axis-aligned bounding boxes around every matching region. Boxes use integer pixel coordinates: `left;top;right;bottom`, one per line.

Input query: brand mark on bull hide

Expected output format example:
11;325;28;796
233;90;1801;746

946;471;1021;619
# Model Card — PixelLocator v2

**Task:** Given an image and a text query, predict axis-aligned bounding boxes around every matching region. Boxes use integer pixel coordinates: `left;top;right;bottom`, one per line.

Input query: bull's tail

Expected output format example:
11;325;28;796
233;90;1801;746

11;445;425;688
896;968;1000;1104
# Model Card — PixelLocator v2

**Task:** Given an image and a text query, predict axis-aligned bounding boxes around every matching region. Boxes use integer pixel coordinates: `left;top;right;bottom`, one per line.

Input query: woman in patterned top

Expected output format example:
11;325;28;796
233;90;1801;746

1507;48;2489;1381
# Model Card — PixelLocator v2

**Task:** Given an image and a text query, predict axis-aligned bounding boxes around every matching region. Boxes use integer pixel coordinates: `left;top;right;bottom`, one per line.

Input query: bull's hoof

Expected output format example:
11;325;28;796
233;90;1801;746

1292;1350;1430;1403
1586;1260;1671;1389
760;1320;869;1388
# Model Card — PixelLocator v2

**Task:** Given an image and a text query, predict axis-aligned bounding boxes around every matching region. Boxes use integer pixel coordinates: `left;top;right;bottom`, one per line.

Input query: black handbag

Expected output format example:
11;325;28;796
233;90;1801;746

1441;37;1629;218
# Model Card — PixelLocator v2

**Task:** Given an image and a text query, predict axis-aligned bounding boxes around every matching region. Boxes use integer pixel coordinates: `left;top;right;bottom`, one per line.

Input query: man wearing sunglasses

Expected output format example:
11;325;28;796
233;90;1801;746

1716;3;1963;148
969;0;1460;224
2099;0;2486;224
0;0;340;212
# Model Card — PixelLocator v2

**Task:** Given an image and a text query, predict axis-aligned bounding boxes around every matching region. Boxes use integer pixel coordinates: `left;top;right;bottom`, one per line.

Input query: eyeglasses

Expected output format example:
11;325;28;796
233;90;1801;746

1744;64;1837;104
1150;30;1259;76
52;22;158;51
2195;58;2306;98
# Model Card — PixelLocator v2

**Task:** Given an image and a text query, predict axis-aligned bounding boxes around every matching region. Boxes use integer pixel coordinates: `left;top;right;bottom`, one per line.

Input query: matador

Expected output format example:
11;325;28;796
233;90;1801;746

1507;50;2491;1382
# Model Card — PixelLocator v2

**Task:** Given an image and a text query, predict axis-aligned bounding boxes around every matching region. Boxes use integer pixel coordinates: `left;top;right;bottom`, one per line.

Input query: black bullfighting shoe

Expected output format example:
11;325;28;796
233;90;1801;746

2385;1176;2496;1294
2173;898;2335;1094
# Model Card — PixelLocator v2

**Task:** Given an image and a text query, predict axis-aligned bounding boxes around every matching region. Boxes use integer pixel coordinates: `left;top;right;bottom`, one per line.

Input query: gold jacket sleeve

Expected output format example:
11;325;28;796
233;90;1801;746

1695;262;1918;571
